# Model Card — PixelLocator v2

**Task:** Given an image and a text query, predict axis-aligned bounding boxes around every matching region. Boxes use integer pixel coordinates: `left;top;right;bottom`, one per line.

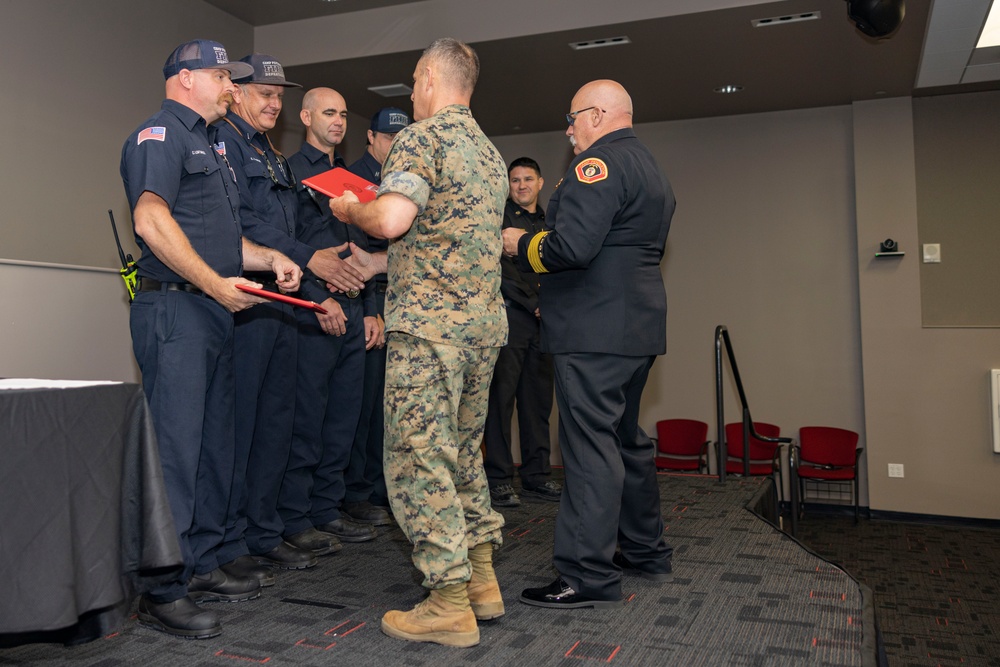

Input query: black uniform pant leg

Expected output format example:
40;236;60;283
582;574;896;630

366;286;389;505
310;300;366;525
551;352;651;601
130;292;235;601
238;303;297;555
364;341;388;505
482;311;528;487
515;322;554;488
615;356;672;571
278;312;338;536
345;289;387;504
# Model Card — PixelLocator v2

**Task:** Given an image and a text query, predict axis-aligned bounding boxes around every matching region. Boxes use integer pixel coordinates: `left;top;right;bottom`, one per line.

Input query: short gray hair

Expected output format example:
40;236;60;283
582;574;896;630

421;38;479;95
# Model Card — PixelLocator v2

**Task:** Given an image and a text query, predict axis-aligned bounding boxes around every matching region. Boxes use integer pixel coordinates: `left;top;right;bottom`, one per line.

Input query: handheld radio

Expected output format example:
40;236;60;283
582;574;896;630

108;209;138;301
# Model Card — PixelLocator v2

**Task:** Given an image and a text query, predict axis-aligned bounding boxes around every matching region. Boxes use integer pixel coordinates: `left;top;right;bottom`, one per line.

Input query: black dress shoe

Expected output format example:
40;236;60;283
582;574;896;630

221;555;276;587
520;480;563;502
316;518;377;543
613;551;674;583
285;527;342;556
341;500;392;526
489;484;521;508
520;577;623;609
188;567;261;603
137;595;221;639
253;539;321;568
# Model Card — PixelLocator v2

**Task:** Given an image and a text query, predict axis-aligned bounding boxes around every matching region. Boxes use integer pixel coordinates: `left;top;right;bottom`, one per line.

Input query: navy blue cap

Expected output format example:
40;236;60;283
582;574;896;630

162;39;254;81
234;54;301;88
370;107;410;134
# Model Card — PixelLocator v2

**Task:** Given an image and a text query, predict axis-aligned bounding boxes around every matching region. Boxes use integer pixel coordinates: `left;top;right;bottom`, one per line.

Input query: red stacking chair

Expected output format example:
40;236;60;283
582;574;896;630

796;426;864;522
724;421;783;478
654;419;709;473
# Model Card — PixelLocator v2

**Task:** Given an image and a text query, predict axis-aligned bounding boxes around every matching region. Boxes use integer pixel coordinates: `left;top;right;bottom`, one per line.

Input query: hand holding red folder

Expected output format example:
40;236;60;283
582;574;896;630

302;167;378;203
236;284;328;313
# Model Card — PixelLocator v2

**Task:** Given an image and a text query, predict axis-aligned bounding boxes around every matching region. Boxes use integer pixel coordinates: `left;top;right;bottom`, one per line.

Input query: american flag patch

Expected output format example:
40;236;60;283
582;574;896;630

137;126;166;144
214;142;226;156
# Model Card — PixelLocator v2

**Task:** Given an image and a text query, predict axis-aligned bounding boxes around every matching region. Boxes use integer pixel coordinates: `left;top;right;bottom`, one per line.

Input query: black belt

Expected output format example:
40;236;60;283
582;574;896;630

314;277;359;298
242;273;278;290
138;278;204;297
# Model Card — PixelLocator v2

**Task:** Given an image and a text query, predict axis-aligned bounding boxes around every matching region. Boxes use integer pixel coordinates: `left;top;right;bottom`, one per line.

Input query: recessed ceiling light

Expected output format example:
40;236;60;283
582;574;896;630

714;85;743;94
368;83;413;97
568;36;631;50
978;1;1000;48
752;12;821;28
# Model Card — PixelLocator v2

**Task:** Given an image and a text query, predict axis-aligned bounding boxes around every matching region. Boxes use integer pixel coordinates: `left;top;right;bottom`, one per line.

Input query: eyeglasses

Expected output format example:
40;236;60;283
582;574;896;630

262;150;297;190
260;134;296;189
566;106;604;125
220;117;297;189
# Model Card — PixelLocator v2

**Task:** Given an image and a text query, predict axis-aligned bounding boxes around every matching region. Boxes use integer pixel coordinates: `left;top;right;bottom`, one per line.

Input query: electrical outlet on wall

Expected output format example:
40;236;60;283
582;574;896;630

887;463;905;478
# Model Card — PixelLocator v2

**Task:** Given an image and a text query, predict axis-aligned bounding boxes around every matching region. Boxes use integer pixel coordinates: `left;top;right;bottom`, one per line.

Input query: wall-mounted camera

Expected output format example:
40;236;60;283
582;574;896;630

879;238;898;253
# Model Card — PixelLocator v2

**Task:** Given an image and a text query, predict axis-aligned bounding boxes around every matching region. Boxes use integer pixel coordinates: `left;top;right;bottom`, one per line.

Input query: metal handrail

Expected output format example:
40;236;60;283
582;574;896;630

714;325;796;532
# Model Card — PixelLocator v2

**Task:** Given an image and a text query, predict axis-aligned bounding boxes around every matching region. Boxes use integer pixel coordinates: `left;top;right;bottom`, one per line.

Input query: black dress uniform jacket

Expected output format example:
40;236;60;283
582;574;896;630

517;128;674;356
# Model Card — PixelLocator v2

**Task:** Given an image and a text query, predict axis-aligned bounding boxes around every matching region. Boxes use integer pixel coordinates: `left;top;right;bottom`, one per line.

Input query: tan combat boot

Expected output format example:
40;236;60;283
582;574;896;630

381;583;479;647
467;542;505;620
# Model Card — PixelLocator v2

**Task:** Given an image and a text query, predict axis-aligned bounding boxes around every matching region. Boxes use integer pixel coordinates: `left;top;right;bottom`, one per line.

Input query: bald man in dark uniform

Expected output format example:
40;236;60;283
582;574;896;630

503;79;675;609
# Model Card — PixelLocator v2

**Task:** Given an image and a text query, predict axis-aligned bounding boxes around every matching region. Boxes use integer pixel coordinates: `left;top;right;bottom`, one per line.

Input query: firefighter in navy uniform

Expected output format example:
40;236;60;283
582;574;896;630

503;80;676;610
342;106;410;524
121;39;301;639
212;54;329;582
279;88;379;548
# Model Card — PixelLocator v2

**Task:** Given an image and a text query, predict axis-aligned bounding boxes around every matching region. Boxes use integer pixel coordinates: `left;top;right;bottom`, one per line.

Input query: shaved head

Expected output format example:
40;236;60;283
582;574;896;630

573;80;633;125
300;87;348;154
565;79;634;155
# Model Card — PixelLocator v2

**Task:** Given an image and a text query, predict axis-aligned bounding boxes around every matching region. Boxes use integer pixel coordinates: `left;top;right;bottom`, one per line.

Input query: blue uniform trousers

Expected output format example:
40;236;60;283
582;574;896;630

551;353;671;601
279;297;365;534
344;283;389;506
217;301;297;563
129;290;236;602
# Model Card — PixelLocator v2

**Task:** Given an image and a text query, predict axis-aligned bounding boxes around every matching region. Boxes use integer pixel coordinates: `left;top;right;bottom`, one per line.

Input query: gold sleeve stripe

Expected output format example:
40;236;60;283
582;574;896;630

527;231;550;274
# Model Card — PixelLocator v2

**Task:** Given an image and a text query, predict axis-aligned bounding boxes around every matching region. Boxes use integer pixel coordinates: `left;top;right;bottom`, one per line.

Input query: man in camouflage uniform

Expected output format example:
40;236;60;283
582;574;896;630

329;37;508;648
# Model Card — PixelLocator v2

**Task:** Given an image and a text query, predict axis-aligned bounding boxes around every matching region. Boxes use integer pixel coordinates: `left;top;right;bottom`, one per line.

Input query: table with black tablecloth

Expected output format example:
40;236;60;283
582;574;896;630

0;380;182;645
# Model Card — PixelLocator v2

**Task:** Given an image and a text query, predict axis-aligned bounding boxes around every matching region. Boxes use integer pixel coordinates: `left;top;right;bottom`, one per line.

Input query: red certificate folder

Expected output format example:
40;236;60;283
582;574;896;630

236;284;328;313
301;167;379;203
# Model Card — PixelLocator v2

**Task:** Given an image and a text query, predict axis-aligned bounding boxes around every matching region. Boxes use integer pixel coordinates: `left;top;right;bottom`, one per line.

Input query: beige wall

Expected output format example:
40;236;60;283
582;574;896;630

494;106;867;502
496;96;1000;520
913;91;1000;326
853;98;1000;519
0;262;138;382
0;0;252;269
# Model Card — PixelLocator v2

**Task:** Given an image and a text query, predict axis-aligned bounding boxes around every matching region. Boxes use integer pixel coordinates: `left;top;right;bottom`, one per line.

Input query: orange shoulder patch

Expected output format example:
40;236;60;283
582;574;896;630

575;157;608;184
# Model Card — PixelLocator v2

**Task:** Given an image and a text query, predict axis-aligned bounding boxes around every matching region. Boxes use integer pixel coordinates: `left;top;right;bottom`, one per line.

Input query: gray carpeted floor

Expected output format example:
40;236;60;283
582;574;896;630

1;474;871;666
794;510;1000;667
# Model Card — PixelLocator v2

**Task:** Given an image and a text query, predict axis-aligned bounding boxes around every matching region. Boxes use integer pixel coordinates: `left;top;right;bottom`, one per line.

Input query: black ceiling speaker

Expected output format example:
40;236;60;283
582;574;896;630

846;0;905;38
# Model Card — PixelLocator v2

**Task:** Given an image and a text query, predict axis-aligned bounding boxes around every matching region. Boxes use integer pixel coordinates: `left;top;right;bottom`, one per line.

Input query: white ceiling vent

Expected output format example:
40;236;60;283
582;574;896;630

752;12;821;28
569;36;631;50
368;84;413;98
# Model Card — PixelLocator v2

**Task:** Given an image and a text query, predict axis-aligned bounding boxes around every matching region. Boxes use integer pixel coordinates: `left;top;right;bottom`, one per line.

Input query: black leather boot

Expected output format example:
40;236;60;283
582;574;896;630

137;595;222;639
188;567;261;603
